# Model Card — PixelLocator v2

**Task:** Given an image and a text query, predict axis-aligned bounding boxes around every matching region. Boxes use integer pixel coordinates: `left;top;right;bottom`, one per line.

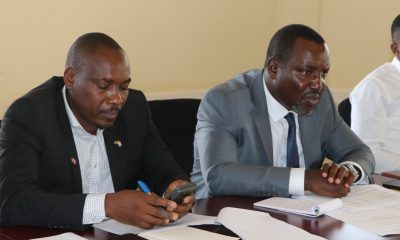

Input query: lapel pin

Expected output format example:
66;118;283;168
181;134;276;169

70;157;77;165
114;140;122;147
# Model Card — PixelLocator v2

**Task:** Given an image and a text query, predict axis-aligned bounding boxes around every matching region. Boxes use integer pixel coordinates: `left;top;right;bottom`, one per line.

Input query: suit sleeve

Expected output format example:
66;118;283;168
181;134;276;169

195;89;291;197
0;98;87;230
322;88;375;178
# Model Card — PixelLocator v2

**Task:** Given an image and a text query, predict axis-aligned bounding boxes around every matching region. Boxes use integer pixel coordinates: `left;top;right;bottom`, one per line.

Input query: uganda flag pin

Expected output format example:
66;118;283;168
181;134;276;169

113;140;122;147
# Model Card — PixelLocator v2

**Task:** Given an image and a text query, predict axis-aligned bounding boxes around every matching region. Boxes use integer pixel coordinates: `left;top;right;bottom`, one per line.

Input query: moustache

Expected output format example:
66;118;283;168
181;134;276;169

303;88;322;99
102;107;121;114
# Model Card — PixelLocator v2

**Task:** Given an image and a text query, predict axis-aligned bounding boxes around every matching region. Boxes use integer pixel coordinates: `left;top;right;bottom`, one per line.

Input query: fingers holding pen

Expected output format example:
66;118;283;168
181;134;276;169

145;192;179;221
105;180;194;228
105;190;173;228
137;180;178;221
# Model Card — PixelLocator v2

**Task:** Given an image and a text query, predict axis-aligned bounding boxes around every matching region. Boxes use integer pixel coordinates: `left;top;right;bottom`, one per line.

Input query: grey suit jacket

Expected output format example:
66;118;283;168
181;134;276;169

191;70;374;199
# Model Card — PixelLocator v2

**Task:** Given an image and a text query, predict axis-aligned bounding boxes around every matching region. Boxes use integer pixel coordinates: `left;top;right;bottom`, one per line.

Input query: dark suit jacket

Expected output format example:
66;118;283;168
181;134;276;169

192;70;375;198
0;77;188;230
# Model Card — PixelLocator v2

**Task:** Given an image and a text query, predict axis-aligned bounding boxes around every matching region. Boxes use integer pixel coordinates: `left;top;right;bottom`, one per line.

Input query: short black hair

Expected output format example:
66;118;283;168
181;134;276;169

266;24;325;64
66;32;124;69
391;15;400;40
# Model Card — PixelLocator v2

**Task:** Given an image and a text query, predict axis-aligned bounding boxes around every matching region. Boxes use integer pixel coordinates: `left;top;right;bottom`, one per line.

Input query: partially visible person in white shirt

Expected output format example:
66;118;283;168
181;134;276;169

350;14;400;173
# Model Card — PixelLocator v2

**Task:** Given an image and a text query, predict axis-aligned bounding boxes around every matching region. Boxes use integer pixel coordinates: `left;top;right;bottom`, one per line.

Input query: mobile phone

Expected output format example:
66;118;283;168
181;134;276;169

382;180;400;190
167;182;196;204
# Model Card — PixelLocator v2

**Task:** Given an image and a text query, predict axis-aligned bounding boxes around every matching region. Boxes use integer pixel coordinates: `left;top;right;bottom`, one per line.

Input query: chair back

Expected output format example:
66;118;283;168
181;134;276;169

338;98;351;127
148;99;201;175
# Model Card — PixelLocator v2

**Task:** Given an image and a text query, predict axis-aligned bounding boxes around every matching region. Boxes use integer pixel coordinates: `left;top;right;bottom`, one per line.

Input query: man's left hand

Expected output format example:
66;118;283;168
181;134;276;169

321;163;355;188
165;180;195;218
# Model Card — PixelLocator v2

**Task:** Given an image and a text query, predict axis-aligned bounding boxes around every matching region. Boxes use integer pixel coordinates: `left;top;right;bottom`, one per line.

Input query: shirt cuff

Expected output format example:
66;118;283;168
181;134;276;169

288;168;305;195
341;161;368;184
82;193;107;225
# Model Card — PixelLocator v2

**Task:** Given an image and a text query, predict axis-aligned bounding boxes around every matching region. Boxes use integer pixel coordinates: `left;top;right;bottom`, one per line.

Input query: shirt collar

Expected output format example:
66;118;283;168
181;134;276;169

392;57;400;73
263;74;296;122
62;86;103;134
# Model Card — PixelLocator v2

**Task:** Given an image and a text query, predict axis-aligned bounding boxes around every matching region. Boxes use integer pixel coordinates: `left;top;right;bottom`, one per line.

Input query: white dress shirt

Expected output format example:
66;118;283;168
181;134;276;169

62;86;114;224
263;80;305;195
350;57;400;173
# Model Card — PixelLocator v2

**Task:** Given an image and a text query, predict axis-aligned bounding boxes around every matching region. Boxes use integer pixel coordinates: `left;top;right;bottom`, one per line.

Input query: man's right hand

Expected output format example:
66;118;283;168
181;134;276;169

305;170;350;197
104;190;178;228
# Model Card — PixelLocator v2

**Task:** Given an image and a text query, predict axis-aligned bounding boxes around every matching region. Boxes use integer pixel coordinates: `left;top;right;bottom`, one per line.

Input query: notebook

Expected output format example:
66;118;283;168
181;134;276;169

254;195;343;217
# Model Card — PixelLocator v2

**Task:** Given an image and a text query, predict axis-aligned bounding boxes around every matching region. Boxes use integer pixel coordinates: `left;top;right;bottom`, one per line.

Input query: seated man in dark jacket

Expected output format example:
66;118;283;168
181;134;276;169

0;32;194;230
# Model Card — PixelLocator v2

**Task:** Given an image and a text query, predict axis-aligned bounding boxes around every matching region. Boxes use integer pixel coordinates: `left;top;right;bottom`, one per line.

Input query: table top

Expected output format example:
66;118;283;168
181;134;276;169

193;195;399;240
0;174;398;240
0;226;112;240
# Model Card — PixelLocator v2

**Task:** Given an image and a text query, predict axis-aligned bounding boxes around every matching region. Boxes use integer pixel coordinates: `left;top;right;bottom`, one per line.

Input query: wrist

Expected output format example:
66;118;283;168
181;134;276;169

104;193;115;218
304;170;316;192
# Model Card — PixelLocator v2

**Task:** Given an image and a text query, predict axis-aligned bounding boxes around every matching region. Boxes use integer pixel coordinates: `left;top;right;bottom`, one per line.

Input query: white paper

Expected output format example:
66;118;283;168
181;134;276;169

30;232;87;240
327;184;400;236
216;207;326;240
255;184;400;236
139;226;239;240
254;195;342;217
339;184;400;212
93;213;216;235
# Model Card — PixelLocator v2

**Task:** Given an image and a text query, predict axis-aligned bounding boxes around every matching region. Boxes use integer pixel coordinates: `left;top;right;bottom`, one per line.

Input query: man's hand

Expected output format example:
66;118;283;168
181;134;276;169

105;190;178;229
305;169;350;197
321;163;356;188
165;180;195;219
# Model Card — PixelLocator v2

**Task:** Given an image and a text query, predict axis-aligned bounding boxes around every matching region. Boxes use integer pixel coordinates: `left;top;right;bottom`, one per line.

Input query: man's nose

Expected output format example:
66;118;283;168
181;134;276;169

310;73;323;90
108;86;123;105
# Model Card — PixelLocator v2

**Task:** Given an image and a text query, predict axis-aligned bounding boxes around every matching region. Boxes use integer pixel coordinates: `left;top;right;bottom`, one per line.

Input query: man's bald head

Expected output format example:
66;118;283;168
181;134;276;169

65;32;124;70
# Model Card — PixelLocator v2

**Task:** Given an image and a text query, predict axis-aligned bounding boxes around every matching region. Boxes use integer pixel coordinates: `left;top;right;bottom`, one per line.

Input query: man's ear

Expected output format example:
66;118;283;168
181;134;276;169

391;41;400;58
265;58;279;79
63;67;75;90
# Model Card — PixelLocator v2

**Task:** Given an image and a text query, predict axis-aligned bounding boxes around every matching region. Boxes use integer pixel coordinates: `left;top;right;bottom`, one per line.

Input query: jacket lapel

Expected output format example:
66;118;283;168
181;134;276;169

298;94;325;169
250;71;274;164
103;116;126;191
55;82;83;192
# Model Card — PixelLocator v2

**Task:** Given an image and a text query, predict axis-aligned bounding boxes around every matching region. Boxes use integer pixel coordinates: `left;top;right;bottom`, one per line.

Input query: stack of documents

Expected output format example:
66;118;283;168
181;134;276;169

328;184;400;236
254;184;400;236
95;208;326;240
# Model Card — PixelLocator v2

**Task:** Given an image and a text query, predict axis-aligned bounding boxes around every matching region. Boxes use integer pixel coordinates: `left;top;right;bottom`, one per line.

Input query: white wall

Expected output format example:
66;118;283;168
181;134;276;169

0;0;398;116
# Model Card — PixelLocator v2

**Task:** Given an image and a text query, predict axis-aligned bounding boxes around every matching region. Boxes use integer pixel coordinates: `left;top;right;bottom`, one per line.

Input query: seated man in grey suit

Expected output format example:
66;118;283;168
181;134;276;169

0;32;194;230
191;24;375;199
